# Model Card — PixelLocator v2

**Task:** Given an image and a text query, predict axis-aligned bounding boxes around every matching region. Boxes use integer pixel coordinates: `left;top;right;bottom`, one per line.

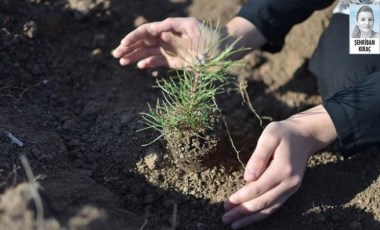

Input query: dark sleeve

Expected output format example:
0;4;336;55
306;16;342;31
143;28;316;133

324;72;380;156
237;0;335;52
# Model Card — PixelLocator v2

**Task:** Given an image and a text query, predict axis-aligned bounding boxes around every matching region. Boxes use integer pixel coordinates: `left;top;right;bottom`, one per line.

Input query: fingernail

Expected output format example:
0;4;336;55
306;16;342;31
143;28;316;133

120;59;129;66
137;61;145;69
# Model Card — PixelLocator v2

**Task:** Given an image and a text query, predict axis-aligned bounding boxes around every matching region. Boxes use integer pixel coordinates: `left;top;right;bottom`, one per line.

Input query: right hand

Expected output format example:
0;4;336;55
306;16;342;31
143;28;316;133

112;17;219;69
222;105;338;229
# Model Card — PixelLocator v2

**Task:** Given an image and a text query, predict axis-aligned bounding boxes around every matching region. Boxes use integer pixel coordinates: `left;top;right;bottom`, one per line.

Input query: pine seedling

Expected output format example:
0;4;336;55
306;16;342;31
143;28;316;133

139;21;248;146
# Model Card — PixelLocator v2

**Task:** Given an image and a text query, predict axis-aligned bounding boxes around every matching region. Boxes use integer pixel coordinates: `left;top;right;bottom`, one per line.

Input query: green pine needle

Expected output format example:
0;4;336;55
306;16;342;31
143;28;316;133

139;21;247;144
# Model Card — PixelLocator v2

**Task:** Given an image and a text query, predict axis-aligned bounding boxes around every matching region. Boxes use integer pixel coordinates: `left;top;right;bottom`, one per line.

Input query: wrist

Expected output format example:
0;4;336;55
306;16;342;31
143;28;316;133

288;105;338;153
221;16;267;60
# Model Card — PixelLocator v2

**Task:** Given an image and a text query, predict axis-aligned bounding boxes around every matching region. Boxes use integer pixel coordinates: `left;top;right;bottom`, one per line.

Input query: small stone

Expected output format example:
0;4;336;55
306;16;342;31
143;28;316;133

134;16;147;27
68;0;110;20
23;21;38;38
68;0;93;20
91;48;102;57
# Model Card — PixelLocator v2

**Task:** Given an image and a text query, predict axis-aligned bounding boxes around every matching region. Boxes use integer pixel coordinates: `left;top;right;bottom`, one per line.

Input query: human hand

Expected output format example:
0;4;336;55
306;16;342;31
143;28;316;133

222;105;337;229
112;17;267;70
112;17;222;69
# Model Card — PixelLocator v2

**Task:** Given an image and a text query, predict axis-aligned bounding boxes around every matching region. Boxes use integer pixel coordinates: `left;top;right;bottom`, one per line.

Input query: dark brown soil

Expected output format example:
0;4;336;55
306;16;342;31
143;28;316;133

0;0;379;230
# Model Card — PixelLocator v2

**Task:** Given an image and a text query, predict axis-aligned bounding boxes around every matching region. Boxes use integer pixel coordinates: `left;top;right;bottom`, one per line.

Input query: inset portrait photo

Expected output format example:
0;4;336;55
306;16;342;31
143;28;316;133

350;4;380;38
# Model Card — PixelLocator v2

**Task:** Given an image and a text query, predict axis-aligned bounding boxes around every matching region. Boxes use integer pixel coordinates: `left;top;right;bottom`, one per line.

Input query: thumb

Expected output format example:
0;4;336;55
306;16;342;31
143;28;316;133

244;131;280;182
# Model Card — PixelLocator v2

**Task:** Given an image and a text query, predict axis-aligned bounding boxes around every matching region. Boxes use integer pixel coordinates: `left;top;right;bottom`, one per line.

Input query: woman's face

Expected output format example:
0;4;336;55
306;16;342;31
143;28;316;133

357;11;374;32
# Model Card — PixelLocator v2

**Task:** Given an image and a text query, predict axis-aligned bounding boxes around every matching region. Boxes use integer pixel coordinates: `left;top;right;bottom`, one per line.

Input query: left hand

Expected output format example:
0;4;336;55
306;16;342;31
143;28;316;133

222;105;337;229
112;17;219;69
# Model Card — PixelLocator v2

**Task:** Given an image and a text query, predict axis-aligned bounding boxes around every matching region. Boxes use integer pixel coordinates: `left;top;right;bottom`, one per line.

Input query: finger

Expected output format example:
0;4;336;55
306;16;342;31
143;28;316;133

113;40;143;58
120;24;158;46
244;131;281;182
229;194;289;229
119;47;162;66
224;162;281;211
223;179;297;226
137;56;170;69
121;18;190;47
113;38;158;58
